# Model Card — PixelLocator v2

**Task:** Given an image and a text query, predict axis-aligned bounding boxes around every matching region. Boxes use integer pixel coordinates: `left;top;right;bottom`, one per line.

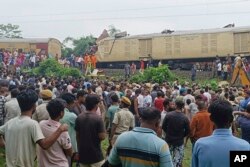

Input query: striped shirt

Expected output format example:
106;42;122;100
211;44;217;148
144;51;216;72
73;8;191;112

108;127;173;167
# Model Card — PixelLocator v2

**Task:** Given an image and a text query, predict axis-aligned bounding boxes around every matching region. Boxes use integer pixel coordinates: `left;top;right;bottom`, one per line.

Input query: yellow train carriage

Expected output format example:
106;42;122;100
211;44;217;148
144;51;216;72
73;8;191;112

0;38;61;58
96;26;250;68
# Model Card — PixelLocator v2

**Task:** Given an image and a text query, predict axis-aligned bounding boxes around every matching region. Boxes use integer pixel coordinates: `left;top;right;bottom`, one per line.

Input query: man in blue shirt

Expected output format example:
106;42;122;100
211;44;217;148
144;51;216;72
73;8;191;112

240;90;250;110
192;100;250;167
108;107;173;167
236;104;250;143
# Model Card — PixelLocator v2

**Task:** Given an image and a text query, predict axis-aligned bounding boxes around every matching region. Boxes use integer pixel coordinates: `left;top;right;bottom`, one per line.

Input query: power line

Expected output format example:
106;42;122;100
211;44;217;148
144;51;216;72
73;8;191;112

4;10;250;24
0;0;249;18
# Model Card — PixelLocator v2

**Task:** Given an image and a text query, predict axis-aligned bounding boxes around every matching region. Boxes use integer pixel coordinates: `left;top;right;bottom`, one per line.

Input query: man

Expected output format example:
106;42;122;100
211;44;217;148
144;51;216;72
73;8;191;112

236;103;250;143
143;89;152;107
107;94;120;130
192;100;250;167
33;89;53;122
4;88;21;123
183;88;195;105
109;96;134;145
203;86;212;104
160;98;176;138
38;99;73;167
124;62;130;79
60;93;78;153
217;60;222;77
154;91;165;112
162;100;190;167
0;89;68;167
74;90;87;115
75;94;106;167
134;89;144;126
189;95;214;147
108;107;173;167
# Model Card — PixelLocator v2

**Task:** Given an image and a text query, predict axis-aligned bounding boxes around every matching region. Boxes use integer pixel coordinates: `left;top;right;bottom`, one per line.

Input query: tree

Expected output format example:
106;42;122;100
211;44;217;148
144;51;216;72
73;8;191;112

108;25;121;37
0;24;22;38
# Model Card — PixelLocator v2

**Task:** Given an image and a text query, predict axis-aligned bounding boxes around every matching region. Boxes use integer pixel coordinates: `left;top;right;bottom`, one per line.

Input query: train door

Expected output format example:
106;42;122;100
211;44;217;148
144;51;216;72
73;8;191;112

139;39;152;57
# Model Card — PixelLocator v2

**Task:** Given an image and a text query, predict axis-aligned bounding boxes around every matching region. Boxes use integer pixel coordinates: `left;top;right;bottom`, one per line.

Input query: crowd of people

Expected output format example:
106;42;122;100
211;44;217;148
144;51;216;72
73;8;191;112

0;70;249;167
0;49;54;77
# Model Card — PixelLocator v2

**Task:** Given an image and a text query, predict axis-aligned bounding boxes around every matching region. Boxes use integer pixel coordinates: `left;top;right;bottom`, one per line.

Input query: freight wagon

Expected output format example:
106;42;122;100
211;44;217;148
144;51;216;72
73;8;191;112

96;26;250;69
0;38;61;58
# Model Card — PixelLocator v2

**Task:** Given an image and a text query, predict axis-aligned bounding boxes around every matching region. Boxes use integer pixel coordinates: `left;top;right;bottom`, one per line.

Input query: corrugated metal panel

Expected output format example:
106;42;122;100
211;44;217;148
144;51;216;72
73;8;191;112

234;33;250;53
139;39;152;57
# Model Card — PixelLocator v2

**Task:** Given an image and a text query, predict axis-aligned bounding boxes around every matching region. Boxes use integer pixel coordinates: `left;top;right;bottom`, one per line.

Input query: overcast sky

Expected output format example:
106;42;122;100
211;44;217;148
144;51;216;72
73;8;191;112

1;0;250;41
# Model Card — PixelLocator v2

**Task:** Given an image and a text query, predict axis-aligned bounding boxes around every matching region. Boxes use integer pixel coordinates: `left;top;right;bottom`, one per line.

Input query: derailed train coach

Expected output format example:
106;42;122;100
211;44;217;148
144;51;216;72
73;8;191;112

0;38;61;58
96;26;250;70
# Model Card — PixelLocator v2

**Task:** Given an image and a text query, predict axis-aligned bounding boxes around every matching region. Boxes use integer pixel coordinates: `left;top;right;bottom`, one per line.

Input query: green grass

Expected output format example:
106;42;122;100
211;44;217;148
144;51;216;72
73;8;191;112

0;139;192;167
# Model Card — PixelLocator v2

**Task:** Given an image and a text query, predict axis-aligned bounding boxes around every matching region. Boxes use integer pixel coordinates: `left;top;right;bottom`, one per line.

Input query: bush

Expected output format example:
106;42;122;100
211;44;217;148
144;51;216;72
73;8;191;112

31;58;82;78
130;65;175;84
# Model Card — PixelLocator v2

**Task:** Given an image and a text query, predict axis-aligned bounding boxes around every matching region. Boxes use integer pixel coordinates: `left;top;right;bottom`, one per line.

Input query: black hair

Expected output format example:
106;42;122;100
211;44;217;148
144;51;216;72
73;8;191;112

208;100;233;128
163;98;170;107
229;94;235;101
157;91;164;97
47;99;65;119
139;107;161;122
9;84;17;91
186;99;191;105
76;90;86;99
187;89;192;94
110;94;119;103
135;89;141;95
175;100;185;109
61;93;76;105
17;89;38;112
110;86;116;91
11;88;20;98
85;94;100;111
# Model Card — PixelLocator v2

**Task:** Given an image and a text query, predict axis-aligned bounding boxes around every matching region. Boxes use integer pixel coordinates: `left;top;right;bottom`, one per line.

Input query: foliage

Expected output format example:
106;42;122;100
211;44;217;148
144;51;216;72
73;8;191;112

62;35;96;56
31;58;82;77
61;47;73;58
130;65;175;84
201;79;219;91
108;25;121;37
0;24;22;38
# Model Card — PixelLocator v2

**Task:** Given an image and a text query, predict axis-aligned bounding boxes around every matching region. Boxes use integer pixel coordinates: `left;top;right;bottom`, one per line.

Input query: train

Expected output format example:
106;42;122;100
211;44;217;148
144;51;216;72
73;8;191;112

0;38;61;58
96;26;250;69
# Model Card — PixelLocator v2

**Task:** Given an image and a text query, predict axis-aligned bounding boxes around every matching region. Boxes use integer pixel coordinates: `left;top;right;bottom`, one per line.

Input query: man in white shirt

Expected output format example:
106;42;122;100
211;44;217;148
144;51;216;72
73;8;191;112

203;87;212;104
217;61;222;77
183;89;195;105
143;90;152;107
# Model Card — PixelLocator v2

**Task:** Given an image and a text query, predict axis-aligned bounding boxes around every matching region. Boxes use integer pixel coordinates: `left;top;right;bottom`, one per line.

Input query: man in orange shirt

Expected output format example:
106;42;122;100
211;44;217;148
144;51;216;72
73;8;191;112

90;54;97;69
85;54;92;75
83;55;88;70
189;95;214;149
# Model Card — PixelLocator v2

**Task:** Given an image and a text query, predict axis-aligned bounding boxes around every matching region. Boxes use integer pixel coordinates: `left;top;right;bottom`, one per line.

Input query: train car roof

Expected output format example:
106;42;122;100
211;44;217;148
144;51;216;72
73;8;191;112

0;38;61;43
104;26;250;40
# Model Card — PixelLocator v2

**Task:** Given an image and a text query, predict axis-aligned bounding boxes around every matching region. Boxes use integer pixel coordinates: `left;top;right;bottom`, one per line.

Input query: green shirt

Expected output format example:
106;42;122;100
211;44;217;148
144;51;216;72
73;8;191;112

107;105;119;128
60;108;77;152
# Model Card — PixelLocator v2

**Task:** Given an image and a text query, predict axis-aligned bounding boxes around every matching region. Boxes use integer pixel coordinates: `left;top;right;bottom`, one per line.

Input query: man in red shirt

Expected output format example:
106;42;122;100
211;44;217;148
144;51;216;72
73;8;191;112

154;91;165;112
